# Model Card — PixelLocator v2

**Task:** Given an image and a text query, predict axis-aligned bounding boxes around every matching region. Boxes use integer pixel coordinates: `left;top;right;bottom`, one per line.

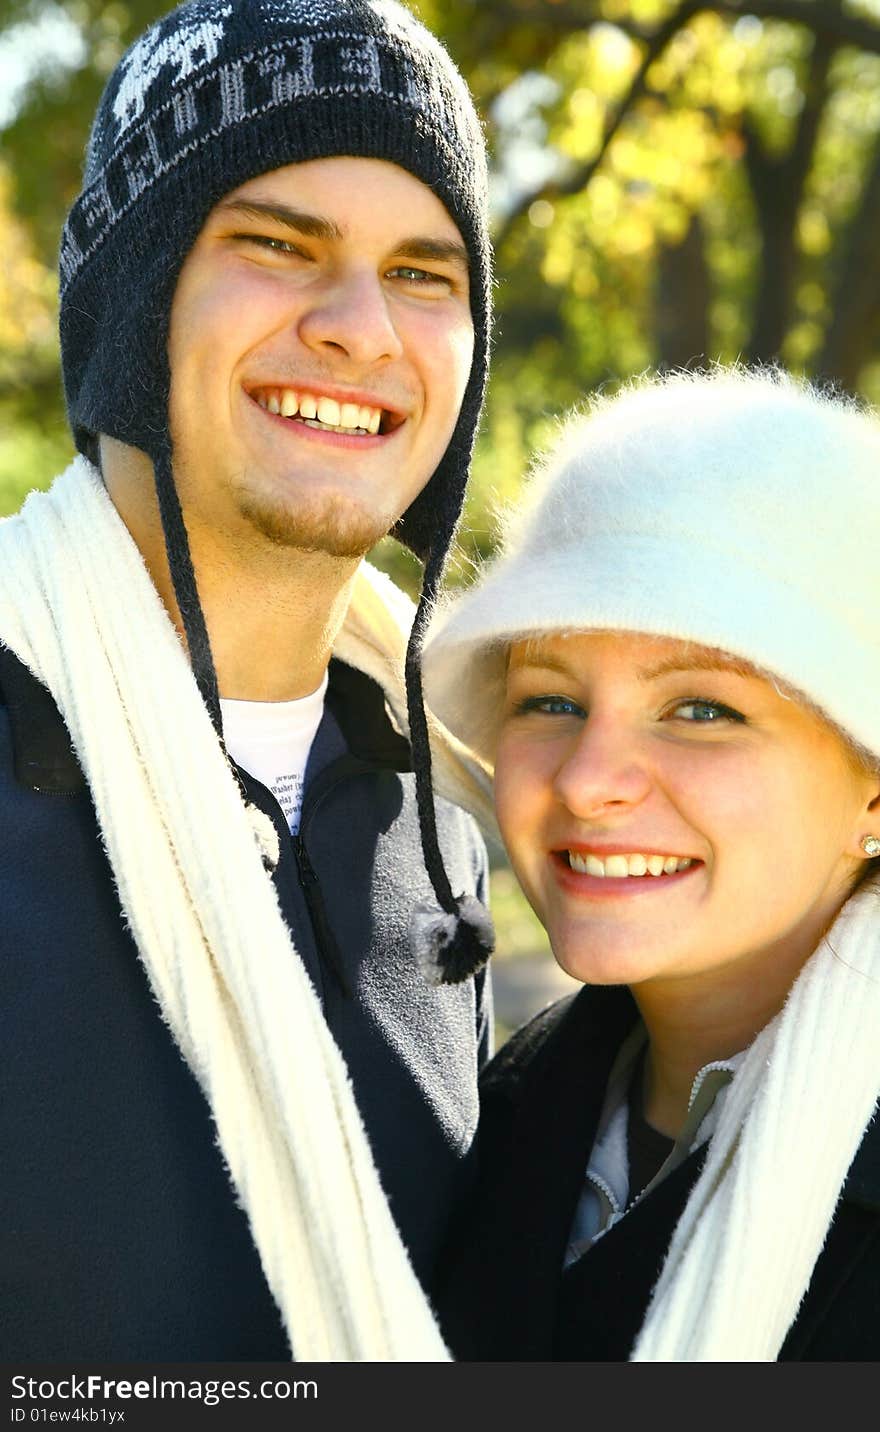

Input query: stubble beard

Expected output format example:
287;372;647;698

236;483;395;558
169;432;414;561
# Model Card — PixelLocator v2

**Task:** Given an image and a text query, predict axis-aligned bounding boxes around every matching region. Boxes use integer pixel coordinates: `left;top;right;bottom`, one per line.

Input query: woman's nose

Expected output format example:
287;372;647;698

297;267;404;366
552;719;653;820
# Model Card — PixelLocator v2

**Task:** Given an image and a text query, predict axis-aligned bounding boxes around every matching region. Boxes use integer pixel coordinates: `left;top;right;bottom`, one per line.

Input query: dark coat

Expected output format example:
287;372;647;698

0;646;491;1360
433;983;880;1362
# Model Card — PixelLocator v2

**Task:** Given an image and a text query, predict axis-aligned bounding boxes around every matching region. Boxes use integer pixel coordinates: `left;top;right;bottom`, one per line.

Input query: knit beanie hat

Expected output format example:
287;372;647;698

422;366;880;774
58;0;495;982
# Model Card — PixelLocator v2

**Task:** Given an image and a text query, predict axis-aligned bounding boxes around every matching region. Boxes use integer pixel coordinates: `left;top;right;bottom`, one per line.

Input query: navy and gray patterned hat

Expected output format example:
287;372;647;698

60;0;491;562
58;0;495;983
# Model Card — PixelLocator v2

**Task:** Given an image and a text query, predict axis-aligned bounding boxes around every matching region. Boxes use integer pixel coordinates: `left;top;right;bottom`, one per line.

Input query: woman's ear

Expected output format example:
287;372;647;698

855;785;880;860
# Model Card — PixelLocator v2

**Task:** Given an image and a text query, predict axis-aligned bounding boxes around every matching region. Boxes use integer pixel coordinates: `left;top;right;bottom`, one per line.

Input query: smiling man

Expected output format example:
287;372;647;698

0;0;495;1361
168;160;473;556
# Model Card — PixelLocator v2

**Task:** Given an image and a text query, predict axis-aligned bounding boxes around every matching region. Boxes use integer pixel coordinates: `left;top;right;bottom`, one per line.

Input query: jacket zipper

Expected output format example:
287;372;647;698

292;832;352;999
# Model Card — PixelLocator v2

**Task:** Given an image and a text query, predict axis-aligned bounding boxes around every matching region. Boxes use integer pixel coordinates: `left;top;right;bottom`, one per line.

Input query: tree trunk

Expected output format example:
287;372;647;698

745;30;837;363
655;212;711;368
816;137;880;391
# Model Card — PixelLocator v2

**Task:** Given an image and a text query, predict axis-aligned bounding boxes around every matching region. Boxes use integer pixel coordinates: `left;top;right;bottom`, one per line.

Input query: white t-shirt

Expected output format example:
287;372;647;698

220;670;328;836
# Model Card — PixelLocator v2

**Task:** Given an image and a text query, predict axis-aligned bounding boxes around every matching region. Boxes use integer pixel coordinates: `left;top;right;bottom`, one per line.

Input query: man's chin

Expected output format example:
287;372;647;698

237;490;395;560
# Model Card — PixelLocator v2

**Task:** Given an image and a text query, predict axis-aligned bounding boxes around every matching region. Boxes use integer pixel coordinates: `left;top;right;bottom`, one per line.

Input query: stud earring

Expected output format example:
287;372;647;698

861;835;880;857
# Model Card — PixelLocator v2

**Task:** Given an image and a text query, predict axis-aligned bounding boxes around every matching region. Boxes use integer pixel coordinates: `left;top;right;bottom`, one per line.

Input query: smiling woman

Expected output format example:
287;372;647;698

496;629;874;1012
422;365;880;1362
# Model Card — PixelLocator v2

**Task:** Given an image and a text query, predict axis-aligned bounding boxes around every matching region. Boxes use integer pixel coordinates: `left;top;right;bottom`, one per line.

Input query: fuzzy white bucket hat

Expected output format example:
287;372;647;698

422;365;880;771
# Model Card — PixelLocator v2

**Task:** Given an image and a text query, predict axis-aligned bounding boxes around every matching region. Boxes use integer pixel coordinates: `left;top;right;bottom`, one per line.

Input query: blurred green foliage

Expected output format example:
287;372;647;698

3;0;880;579
489;864;552;961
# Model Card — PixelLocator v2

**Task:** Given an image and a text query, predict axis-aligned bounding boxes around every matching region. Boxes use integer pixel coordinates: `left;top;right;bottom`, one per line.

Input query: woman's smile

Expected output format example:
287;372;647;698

550;847;703;900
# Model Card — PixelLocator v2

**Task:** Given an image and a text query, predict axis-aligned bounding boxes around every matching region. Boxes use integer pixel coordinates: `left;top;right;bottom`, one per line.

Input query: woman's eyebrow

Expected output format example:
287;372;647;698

510;647;759;681
507;652;576;677
639;652;758;681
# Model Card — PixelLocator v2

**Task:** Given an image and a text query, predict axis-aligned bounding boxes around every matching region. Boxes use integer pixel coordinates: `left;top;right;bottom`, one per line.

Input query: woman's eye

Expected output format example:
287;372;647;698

669;698;746;724
514;694;585;718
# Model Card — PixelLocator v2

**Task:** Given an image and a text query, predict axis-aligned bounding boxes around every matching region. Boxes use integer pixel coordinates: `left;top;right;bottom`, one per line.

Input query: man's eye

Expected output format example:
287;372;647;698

388;265;449;286
669;699;746;724
513;694;585;718
235;233;305;254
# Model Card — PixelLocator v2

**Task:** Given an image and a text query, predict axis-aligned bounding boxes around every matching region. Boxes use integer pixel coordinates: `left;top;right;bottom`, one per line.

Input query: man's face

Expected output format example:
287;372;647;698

166;156;474;558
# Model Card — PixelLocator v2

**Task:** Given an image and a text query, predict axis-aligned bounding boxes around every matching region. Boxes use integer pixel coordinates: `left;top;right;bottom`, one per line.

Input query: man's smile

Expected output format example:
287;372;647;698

245;382;405;437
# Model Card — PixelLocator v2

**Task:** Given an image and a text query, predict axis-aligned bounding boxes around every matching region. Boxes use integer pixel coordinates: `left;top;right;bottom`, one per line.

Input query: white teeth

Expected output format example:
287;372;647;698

568;851;694;879
257;389;383;432
317;396;341;427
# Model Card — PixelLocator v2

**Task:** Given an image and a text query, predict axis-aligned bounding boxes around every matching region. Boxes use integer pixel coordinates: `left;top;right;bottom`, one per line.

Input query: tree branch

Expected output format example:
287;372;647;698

490;0;880;251
493;4;687;248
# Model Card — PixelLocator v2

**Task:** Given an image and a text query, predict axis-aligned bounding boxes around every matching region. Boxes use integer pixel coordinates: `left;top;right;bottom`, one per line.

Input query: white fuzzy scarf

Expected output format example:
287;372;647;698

630;871;880;1361
0;457;493;1362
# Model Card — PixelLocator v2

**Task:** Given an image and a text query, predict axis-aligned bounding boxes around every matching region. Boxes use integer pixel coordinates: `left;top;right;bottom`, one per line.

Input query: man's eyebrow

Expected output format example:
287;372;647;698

392;237;470;271
216;199;344;242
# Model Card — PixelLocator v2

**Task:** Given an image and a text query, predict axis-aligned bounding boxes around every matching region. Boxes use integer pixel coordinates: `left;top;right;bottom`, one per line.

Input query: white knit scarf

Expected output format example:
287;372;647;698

630;871;880;1361
0;458;463;1362
11;463;874;1363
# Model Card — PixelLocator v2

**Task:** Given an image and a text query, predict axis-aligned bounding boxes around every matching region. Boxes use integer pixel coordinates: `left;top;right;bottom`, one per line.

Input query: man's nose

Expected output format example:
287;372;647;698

552;718;653;820
297;267;404;366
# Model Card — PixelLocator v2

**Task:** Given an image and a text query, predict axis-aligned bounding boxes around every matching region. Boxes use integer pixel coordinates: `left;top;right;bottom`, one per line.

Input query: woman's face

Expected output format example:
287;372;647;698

495;631;880;995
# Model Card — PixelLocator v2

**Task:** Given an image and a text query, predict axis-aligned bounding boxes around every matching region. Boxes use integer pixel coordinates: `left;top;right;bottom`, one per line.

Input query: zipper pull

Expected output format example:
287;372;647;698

294;835;353;998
